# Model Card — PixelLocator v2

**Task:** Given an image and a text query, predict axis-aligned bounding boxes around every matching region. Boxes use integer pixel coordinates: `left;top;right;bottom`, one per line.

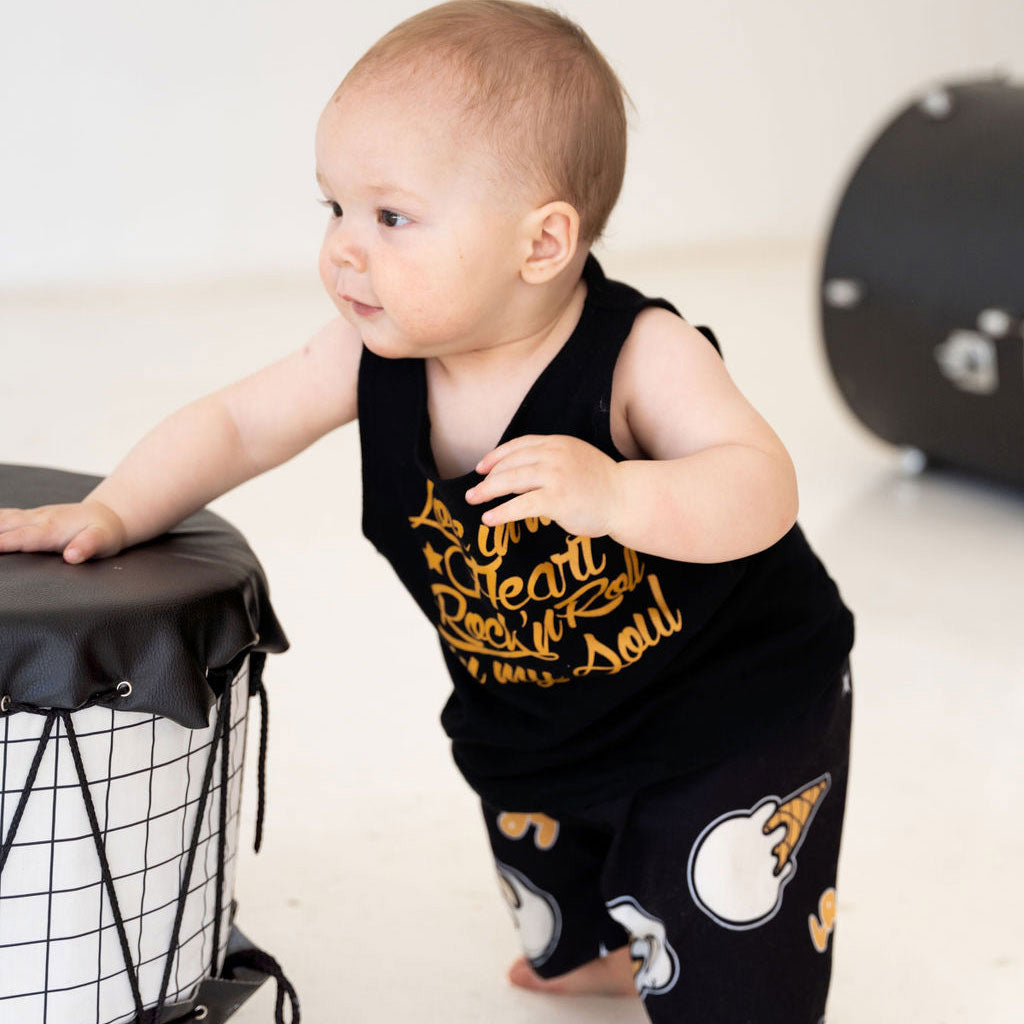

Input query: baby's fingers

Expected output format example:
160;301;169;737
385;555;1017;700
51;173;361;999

480;492;544;527
0;508;42;546
63;525;110;564
0;504;121;561
466;461;542;505
0;507;31;532
475;435;548;475
0;518;63;555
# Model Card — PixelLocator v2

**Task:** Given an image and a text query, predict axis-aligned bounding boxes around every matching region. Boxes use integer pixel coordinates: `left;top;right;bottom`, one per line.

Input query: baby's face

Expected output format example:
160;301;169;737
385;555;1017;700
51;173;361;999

315;80;535;360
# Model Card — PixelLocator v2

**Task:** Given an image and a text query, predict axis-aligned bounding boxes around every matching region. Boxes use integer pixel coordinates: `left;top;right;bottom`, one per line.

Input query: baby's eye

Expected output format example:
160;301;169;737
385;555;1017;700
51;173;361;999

317;198;342;218
378;209;411;228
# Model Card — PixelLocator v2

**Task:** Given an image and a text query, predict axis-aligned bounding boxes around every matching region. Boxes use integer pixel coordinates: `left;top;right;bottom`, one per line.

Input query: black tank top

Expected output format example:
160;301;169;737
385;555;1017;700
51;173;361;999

358;254;854;812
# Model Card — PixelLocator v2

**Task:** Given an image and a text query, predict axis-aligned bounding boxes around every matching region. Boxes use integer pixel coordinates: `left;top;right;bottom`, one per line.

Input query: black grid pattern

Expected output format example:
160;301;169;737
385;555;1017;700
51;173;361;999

0;662;250;1024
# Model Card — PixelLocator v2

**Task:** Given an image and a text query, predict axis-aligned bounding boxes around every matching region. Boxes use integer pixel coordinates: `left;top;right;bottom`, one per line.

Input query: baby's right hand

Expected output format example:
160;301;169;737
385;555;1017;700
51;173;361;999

0;500;128;564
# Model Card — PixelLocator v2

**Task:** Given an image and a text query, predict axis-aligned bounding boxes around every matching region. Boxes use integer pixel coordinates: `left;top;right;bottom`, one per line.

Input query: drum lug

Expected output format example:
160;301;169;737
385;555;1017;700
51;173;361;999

919;87;954;120
976;307;1014;338
823;278;864;309
900;447;928;475
933;329;999;395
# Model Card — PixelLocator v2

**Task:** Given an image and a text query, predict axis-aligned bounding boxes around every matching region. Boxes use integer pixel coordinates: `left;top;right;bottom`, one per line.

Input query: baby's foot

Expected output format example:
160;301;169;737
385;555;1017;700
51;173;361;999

508;946;637;997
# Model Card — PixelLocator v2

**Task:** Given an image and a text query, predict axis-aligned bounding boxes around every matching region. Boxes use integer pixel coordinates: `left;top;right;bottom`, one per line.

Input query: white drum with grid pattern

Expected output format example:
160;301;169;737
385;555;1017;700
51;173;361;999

0;661;249;1024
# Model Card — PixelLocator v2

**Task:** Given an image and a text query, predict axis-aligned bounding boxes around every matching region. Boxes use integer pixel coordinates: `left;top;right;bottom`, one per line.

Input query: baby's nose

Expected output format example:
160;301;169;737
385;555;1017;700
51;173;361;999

329;226;367;272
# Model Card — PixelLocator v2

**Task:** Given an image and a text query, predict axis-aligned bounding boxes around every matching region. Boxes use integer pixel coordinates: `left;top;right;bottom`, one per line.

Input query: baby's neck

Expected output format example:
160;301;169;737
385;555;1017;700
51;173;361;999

431;268;587;385
424;272;589;479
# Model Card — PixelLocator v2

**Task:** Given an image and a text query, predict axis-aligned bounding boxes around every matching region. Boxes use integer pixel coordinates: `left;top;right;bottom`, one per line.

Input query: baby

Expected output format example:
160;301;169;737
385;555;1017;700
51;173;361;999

0;3;854;1021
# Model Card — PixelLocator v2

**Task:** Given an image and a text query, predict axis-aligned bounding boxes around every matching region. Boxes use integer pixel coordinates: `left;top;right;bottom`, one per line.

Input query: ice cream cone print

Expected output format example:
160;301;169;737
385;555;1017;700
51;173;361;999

689;772;833;929
496;862;562;966
605;897;680;999
763;776;830;876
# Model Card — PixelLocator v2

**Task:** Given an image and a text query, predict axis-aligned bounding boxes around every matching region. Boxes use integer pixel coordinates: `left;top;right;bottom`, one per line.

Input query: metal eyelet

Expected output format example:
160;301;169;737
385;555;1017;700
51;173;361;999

194;1006;209;1021
117;681;133;698
1;695;10;713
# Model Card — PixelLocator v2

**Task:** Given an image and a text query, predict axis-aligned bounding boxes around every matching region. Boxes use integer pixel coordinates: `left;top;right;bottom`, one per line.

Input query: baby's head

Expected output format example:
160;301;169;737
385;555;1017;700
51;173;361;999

328;0;627;244
316;1;628;356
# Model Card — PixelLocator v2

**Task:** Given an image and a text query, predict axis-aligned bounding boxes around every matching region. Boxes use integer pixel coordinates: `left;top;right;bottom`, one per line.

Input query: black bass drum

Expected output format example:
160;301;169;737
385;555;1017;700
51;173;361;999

820;76;1023;486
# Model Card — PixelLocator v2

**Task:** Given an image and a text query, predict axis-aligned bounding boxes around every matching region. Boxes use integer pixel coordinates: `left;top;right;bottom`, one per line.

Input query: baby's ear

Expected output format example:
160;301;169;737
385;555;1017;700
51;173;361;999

520;201;580;284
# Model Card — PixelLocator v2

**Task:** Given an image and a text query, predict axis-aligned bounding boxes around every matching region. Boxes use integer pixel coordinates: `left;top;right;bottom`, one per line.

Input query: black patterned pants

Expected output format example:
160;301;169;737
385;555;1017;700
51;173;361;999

482;663;853;1024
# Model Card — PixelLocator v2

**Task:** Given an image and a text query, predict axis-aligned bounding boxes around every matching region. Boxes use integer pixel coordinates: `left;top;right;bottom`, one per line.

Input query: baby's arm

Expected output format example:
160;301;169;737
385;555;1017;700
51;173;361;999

0;316;362;563
468;308;798;563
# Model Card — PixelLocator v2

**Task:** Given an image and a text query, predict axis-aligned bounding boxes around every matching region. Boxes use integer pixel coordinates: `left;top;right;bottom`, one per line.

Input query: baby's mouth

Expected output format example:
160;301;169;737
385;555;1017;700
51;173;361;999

342;294;382;317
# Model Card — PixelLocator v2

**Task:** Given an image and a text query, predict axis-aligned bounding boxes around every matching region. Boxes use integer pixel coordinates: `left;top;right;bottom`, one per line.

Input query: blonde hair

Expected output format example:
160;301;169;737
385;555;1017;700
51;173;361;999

341;1;628;243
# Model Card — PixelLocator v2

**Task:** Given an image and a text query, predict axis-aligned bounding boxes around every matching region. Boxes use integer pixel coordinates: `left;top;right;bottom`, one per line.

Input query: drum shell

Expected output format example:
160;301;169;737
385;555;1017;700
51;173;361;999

0;661;250;1024
820;78;1024;485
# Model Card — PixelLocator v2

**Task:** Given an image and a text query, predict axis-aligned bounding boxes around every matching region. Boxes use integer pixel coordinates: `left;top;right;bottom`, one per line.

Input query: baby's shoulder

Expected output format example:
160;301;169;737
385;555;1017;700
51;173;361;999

605;307;721;457
615;305;723;390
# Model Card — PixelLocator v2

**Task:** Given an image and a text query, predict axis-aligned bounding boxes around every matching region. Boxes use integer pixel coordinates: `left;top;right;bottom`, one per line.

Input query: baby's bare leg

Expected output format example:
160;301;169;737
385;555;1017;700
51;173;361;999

508;946;637;997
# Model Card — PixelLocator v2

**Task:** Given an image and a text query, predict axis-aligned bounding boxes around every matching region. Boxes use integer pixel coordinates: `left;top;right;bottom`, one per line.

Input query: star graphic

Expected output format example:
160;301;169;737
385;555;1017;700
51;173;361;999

423;542;444;574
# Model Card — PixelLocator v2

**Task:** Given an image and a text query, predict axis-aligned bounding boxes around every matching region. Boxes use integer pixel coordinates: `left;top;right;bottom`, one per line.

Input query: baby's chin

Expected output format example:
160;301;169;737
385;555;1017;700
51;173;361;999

356;327;421;361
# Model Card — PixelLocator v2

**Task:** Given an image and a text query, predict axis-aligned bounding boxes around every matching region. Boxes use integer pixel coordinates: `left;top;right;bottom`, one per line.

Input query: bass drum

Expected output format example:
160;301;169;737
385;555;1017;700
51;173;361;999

820;76;1024;486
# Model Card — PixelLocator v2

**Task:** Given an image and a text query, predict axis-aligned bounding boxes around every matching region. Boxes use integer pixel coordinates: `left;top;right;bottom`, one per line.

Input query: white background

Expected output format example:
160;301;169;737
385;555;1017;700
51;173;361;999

2;0;1022;289
1;3;1022;1022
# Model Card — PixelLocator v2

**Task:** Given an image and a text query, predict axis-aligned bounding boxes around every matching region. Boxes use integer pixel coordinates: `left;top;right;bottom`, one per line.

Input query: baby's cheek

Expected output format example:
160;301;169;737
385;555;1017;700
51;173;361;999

396;289;454;338
316;250;330;288
317;253;341;307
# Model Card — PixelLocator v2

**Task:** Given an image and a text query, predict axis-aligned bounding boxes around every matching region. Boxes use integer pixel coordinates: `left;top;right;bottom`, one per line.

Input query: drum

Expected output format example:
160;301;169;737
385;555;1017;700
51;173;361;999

0;464;296;1024
820;76;1024;486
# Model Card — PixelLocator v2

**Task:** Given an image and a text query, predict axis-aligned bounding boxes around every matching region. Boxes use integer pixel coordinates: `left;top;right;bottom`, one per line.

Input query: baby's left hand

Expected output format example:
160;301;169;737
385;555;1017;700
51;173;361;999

466;434;624;537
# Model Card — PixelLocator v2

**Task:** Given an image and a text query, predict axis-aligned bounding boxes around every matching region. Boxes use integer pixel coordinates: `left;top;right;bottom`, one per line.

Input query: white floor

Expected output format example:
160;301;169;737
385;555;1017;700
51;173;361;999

2;239;1022;1022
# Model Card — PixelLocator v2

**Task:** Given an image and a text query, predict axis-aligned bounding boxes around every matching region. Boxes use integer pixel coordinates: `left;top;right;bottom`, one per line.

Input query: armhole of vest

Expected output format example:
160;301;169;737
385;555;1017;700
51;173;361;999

695;324;723;357
631;298;723;359
593;297;692;460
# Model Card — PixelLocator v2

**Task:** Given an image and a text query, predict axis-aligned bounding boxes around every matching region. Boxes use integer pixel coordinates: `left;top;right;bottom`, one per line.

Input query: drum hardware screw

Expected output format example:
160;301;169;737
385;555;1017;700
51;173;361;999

1;695;10;712
194;1007;209;1020
919;87;953;120
823;278;864;309
117;681;133;697
976;307;1013;338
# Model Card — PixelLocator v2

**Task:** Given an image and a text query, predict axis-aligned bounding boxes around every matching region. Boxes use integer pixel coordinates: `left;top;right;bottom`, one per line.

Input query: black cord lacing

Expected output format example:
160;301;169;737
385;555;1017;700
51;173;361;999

161;1005;210;1022
0;710;58;876
253;675;270;853
149;686;231;1023
223;949;301;1024
62;710;150;1020
0;679;130;719
0;665;298;1024
210;674;232;979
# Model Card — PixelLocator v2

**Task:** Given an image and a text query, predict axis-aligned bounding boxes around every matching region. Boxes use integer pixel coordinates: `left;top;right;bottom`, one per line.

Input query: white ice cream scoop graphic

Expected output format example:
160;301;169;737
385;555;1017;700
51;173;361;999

687;774;830;930
496;862;562;966
605;896;680;999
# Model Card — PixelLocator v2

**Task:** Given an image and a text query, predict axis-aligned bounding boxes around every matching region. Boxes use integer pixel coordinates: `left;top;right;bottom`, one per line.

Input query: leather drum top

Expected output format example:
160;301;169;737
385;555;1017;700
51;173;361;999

0;463;289;728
